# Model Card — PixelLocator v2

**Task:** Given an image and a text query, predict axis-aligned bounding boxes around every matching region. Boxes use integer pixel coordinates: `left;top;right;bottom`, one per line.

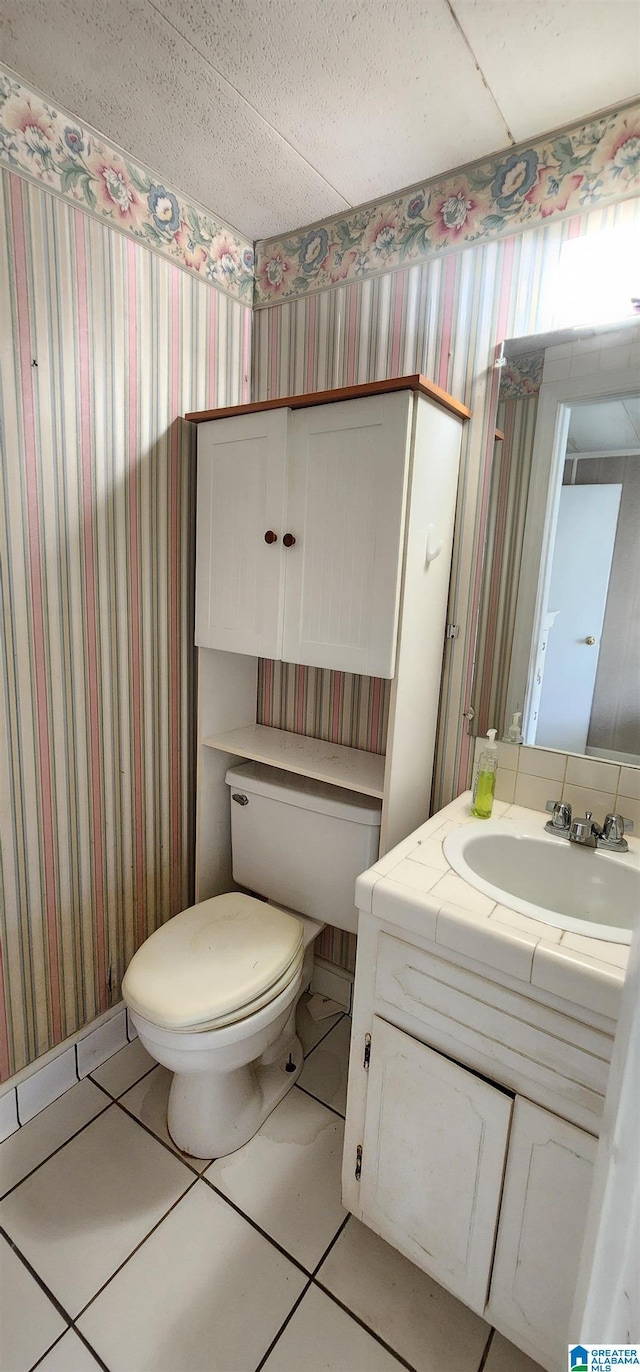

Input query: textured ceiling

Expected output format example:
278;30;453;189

567;397;640;454
1;0;639;240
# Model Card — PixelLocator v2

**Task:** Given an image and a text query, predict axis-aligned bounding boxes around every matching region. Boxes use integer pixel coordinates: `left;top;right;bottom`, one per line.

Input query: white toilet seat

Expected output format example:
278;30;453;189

122;892;304;1033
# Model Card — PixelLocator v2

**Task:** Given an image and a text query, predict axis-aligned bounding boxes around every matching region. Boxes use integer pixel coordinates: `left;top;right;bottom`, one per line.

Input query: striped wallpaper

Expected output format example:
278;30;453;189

0;167;250;1079
257;660;390;755
473;389;541;740
253;198;640;824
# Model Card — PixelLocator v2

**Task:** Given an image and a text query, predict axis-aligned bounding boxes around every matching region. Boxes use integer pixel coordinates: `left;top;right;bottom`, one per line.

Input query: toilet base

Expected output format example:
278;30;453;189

167;1032;304;1159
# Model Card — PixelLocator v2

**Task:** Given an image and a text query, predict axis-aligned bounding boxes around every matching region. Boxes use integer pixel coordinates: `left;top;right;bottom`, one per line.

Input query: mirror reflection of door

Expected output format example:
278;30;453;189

528;394;640;765
533;484;622;753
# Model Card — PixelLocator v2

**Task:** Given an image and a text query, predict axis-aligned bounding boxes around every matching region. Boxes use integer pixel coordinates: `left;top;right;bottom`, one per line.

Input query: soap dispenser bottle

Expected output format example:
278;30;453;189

503;711;523;744
472;729;498;819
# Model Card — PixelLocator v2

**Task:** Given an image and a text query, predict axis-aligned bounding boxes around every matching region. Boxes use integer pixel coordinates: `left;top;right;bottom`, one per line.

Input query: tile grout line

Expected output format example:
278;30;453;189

200;1174;312;1279
301;1010;347;1060
72;1175;201;1323
293;1080;346;1120
312;1279;422;1372
252;1216;352;1372
29;1321;110;1372
0;1099;113;1202
88;1059;158;1099
0;1225;74;1327
477;1326;495;1372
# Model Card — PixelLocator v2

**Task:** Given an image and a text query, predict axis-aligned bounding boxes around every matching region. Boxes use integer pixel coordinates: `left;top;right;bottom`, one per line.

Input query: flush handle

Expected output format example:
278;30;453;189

232;793;249;805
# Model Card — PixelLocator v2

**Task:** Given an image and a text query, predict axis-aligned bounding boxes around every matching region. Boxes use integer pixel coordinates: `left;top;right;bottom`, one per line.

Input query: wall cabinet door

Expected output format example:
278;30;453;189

282;393;412;676
359;1017;513;1314
486;1098;596;1372
195;409;288;656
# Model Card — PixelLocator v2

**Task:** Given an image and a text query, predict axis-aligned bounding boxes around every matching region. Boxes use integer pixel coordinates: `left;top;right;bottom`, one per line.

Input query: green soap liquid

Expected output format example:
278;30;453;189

473;770;495;819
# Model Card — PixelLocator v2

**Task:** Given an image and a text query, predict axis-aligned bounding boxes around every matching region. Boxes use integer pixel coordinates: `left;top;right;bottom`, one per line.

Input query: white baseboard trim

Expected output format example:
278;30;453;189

310;957;354;1012
0;1001;138;1140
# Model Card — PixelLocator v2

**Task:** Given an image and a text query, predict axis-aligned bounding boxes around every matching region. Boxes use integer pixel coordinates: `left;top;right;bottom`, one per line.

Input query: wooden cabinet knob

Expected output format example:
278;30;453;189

264;530;278;544
283;533;296;548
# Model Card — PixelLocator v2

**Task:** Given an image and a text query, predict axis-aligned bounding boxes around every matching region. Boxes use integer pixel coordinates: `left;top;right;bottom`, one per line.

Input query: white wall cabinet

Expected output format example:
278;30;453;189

196;391;413;678
190;377;468;866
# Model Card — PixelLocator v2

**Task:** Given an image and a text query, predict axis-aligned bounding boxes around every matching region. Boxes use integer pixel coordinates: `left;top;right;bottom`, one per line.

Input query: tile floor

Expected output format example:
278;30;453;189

0;996;545;1372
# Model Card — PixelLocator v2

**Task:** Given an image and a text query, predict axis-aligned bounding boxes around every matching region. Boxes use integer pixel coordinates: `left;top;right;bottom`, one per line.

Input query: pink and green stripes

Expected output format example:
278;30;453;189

0;167;250;1078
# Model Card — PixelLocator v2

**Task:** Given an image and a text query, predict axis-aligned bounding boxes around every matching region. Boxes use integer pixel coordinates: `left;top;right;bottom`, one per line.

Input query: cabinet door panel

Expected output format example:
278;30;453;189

486;1098;596;1371
195;410;288;656
283;394;411;676
359;1017;512;1314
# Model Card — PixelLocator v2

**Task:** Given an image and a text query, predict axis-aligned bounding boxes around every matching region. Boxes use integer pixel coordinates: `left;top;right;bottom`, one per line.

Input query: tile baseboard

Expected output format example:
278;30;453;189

311;957;354;1012
0;1001;134;1138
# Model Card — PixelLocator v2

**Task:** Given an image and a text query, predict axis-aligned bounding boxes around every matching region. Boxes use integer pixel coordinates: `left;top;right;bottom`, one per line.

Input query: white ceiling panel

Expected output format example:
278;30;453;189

1;0;639;241
149;0;510;207
567;397;640;453
0;0;350;239
452;0;640;140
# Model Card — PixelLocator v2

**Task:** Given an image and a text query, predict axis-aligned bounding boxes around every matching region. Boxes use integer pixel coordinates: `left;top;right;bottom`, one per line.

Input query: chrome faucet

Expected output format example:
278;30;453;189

545;800;633;852
568;811;600;848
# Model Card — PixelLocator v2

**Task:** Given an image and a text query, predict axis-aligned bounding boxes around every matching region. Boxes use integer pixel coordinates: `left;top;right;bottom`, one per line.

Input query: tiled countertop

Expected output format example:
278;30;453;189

356;793;634;1022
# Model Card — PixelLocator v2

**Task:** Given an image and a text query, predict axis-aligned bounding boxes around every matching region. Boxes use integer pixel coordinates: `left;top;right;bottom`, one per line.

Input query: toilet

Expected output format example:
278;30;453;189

122;761;381;1159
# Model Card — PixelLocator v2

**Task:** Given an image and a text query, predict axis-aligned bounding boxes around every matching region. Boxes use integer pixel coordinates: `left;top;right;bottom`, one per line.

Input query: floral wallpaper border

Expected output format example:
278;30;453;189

498;350;544;400
255;102;640;306
0;64;254;303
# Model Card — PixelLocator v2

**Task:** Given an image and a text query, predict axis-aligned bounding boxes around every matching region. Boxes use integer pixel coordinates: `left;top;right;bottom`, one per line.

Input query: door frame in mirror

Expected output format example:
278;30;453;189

505;361;640;747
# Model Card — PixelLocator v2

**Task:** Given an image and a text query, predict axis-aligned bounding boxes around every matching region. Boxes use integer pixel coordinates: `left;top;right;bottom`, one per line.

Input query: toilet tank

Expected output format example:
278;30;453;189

225;761;381;934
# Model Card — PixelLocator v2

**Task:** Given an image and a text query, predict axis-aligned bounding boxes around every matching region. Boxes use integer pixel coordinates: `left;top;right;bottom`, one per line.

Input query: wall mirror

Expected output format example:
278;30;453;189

473;317;640;768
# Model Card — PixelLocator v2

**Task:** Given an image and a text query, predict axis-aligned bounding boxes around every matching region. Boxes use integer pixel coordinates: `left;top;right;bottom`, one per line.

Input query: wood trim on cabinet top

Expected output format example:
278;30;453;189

185;374;471;424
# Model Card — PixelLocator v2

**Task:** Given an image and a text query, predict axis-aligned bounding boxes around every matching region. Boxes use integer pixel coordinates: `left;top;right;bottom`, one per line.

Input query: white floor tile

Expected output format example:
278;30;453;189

296;994;344;1056
317;1217;490;1372
0;1079;107;1199
484;1331;546;1372
298;1015;352;1115
36;1328;102;1371
205;1088;346;1271
120;1065;211;1171
77;1181;306;1372
90;1037;155;1097
0;1104;194;1316
0;1237;66;1371
261;1283;405;1372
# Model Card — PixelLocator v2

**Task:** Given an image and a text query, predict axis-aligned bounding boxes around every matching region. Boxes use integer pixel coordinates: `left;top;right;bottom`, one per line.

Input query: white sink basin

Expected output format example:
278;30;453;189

443;815;639;944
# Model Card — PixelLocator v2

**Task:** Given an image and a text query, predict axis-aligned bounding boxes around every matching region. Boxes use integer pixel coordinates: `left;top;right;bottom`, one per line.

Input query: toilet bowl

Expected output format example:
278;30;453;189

123;893;322;1158
123;759;381;1160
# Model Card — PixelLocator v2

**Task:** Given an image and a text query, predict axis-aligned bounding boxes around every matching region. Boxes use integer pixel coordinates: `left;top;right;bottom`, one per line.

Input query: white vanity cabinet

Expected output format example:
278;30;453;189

344;919;612;1372
487;1098;596;1369
359;1017;512;1312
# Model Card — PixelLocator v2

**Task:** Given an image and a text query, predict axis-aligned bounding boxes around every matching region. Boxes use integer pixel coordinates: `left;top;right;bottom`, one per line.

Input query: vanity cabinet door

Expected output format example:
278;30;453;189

359;1017;513;1314
486;1098;596;1372
195;409;288;657
282;393;412;677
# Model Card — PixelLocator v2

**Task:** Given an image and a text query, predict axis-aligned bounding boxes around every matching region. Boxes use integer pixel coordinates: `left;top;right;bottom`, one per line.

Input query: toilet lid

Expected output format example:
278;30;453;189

122;893;304;1031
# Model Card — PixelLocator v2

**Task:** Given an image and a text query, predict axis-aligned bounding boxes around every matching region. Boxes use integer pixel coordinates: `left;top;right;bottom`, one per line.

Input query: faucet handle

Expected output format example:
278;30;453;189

603;813;634;842
545;799;571;831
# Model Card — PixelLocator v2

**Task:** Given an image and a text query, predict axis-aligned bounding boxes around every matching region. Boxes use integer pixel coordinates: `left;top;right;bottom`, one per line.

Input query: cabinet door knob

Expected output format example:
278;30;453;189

264;530;278;545
283;533;296;548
